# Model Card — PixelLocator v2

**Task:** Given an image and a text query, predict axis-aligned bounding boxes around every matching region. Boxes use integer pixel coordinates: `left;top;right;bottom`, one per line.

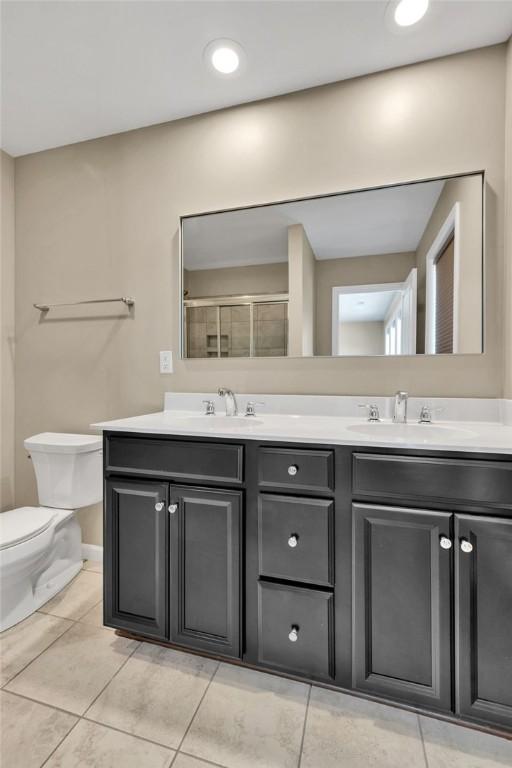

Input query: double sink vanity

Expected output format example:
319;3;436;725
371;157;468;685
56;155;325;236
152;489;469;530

94;391;512;736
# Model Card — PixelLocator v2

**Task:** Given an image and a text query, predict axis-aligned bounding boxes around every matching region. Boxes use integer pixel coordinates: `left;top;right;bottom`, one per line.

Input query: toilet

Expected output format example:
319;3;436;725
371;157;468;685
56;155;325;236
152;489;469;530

0;433;103;632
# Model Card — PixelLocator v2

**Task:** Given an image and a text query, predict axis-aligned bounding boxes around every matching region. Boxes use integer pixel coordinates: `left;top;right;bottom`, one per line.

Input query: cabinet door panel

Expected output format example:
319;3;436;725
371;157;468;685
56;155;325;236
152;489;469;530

455;515;512;730
170;485;241;658
352;504;452;711
104;479;168;639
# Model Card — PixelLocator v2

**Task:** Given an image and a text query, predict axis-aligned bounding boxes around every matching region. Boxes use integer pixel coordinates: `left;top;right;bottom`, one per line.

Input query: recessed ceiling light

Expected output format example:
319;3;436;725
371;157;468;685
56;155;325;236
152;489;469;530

204;39;245;77
394;0;429;27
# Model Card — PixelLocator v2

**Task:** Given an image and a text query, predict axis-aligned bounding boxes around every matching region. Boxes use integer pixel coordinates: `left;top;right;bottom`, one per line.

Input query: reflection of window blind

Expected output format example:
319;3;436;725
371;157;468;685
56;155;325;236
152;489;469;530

435;236;454;354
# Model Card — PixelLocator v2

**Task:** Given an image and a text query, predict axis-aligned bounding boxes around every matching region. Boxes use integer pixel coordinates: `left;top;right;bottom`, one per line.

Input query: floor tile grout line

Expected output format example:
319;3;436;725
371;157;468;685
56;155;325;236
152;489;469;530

168;659;222;766
38;598;103;624
177;749;231;768
1;618;77;690
39;717;83;768
417;714;431;768
297;684;312;768
81;636;141;718
1;689;81;719
82;714;178;752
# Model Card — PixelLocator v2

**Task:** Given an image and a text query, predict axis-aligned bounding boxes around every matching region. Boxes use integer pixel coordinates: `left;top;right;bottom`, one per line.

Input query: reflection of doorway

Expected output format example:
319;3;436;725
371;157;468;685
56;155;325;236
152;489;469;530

332;268;417;356
425;203;460;354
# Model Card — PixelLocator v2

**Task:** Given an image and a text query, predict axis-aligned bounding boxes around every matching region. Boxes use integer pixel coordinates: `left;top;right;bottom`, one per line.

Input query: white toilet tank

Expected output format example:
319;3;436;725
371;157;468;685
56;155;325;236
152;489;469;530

24;433;103;509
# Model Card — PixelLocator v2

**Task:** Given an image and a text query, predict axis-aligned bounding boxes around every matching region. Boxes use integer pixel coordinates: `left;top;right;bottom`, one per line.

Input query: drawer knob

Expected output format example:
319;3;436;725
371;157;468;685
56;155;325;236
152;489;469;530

288;626;299;643
288;465;299;476
439;536;452;550
168;504;178;514
288;534;299;548
460;538;473;554
155;502;164;511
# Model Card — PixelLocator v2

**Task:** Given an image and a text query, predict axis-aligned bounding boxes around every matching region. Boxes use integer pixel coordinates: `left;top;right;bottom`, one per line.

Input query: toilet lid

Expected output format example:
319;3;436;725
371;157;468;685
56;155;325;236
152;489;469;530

0;507;55;550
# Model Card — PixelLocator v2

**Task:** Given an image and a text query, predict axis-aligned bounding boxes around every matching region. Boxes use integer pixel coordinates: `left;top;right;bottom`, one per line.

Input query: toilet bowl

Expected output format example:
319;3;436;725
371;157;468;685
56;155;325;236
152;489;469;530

0;433;102;632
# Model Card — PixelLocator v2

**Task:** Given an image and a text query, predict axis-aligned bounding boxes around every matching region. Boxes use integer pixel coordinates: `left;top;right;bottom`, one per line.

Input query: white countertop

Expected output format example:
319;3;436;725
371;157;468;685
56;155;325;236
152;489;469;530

92;408;512;455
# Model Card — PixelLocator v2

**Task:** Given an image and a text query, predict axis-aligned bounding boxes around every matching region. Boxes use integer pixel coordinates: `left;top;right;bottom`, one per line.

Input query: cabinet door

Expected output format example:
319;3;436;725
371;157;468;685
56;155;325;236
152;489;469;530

352;504;452;711
455;515;512;730
169;485;241;658
104;478;168;639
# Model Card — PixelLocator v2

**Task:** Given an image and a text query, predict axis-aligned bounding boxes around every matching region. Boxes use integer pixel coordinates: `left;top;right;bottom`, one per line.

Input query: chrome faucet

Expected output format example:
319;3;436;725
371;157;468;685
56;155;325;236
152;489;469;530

393;391;408;423
218;387;238;417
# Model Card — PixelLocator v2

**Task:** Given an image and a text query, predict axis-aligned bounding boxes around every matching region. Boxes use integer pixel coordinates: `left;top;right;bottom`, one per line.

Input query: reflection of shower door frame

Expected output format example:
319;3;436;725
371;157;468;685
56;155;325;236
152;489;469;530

184;293;289;358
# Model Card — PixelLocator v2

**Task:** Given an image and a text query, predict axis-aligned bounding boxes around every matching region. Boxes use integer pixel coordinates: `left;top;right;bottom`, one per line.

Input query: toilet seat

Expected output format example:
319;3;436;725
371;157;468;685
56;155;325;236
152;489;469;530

0;507;55;550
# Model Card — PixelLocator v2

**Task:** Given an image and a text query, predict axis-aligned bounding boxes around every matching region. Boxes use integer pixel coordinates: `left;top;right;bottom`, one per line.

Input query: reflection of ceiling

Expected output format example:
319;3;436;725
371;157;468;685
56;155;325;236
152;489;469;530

340;290;399;323
184;179;445;270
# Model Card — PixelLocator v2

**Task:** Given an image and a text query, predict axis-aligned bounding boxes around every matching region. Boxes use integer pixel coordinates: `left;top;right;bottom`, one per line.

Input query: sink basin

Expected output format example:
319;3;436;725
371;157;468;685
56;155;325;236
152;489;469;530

346;422;476;442
173;416;263;429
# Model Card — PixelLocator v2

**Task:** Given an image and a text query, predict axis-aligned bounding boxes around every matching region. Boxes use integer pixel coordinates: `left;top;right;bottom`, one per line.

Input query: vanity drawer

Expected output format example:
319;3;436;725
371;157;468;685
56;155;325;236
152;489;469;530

353;453;512;510
258;494;333;586
258;447;334;493
257;581;334;680
106;436;243;484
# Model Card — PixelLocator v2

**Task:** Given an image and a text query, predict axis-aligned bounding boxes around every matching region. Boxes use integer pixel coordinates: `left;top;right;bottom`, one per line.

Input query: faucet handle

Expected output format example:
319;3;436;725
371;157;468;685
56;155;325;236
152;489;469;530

418;405;444;424
358;404;380;422
202;399;216;416
245;401;265;417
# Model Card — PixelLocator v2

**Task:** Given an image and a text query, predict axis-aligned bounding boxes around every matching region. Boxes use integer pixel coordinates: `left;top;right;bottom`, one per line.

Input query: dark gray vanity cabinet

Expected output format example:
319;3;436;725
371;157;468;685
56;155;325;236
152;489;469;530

103;435;244;656
104;478;168;640
455;514;512;730
168;485;242;658
103;433;512;735
352;504;453;711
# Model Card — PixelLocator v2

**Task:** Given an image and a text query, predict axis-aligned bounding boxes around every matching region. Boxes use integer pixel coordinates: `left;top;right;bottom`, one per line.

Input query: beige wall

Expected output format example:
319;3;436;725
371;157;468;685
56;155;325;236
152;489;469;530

315;252;416;356
505;37;512;399
339;321;385;356
415;174;482;354
184;262;288;298
1;150;15;512
13;45;507;545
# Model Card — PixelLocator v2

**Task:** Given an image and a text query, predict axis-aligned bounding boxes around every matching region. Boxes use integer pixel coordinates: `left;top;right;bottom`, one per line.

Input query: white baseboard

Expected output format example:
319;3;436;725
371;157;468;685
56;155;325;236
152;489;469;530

81;543;103;562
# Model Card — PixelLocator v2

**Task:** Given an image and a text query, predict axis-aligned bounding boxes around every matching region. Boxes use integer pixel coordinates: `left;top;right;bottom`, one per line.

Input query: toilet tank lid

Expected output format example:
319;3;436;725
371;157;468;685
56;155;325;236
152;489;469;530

24;432;102;454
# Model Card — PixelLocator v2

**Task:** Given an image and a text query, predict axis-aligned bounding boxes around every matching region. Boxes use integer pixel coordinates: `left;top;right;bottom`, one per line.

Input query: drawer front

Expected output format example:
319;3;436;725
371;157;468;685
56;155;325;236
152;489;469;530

258;494;333;586
257;581;334;680
353;454;512;510
106;436;243;484
258;447;334;493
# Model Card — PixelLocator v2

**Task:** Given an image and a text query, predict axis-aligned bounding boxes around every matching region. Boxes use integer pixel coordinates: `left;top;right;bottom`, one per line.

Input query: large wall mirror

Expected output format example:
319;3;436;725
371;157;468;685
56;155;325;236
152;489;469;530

180;171;483;358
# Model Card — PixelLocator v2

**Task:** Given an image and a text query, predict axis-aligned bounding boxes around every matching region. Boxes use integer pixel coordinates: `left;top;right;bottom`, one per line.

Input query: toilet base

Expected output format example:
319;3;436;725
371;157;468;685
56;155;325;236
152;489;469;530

0;510;84;632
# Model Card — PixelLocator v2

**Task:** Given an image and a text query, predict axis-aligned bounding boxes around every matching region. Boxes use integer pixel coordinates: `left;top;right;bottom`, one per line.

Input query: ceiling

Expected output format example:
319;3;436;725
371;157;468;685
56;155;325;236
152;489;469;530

339;290;400;323
183;178;446;269
2;1;512;157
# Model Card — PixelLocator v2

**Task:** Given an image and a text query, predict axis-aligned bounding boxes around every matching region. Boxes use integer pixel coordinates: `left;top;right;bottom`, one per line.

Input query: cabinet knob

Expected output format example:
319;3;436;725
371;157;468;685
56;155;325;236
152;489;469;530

155;501;164;511
168;504;178;514
460;538;473;554
288;626;299;643
439;536;452;550
288;465;299;476
288;534;299;548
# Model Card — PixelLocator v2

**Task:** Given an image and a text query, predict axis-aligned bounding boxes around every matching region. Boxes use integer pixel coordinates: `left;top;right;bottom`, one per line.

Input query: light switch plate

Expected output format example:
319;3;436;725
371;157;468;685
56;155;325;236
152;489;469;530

159;350;173;374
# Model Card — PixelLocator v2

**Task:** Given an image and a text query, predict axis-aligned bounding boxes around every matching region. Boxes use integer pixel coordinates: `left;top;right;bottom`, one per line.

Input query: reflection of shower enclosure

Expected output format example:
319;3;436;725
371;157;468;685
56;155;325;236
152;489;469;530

184;293;288;358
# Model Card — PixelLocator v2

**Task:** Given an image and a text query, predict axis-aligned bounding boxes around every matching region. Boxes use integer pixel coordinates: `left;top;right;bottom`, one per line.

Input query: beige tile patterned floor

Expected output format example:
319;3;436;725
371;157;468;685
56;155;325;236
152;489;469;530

1;560;511;768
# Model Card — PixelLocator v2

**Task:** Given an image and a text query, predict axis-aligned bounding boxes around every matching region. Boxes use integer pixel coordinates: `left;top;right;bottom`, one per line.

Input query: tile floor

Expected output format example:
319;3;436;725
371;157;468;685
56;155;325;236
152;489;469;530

1;562;511;768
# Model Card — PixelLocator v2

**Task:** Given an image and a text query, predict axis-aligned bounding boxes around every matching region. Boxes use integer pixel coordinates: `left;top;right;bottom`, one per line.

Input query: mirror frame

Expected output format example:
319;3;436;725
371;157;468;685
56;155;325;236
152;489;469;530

179;169;485;360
